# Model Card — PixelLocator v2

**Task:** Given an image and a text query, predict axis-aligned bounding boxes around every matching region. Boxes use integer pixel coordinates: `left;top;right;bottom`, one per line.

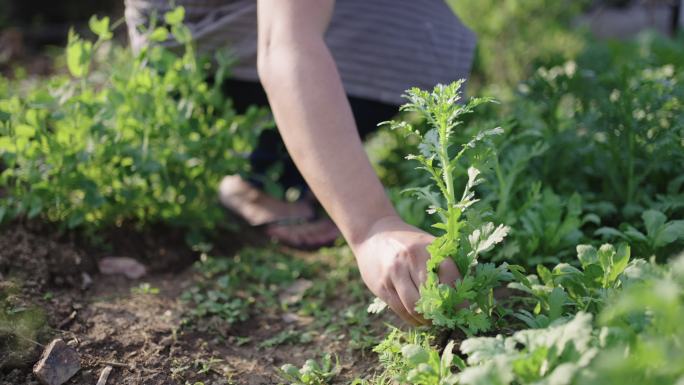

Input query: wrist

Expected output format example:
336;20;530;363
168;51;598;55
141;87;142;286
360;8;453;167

347;213;403;251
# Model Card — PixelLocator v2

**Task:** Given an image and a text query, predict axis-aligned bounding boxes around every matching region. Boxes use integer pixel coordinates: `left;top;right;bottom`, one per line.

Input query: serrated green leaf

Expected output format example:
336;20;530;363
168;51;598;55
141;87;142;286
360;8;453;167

468;222;510;258
367;297;387;314
442;340;458;373
460;336;507;365
597;244;616;274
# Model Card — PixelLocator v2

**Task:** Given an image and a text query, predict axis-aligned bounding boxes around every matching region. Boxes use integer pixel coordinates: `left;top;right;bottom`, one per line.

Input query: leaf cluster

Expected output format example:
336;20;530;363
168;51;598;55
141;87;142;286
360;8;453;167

509;243;632;328
383;82;512;335
0;8;271;239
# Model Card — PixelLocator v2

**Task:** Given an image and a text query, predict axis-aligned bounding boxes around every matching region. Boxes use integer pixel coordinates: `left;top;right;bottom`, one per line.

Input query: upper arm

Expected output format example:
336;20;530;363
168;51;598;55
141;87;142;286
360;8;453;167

256;0;334;65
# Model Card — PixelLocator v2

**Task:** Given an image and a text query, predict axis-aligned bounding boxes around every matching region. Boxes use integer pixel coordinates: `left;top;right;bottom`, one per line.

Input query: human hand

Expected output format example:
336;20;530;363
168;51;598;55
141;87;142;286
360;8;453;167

351;215;461;325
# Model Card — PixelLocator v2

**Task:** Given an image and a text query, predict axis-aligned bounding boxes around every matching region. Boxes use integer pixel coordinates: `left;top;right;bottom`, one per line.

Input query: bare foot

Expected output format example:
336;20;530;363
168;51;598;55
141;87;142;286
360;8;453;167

219;175;314;226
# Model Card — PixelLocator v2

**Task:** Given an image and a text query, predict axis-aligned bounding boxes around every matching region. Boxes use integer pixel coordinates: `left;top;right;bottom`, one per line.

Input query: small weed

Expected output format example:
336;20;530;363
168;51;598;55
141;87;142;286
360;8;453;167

131;283;160;295
182;247;316;328
279;354;340;385
259;328;315;349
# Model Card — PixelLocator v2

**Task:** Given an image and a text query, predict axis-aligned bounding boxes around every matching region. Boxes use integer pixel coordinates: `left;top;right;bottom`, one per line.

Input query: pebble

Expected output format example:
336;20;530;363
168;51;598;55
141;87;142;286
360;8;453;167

32;339;81;385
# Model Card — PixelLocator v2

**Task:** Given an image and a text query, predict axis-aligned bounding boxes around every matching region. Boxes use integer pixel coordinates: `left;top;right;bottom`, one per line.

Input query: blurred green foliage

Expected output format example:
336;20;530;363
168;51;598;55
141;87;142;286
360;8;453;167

449;0;588;96
0;11;271;239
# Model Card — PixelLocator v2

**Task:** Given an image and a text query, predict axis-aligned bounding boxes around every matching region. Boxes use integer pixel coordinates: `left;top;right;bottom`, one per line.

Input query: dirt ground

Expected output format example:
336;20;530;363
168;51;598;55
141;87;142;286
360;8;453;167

0;224;393;385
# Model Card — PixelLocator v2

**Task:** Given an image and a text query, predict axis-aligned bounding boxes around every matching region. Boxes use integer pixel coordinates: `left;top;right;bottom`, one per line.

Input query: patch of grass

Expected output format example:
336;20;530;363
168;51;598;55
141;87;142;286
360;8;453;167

181;247;318;329
259;328;315;349
0;281;49;370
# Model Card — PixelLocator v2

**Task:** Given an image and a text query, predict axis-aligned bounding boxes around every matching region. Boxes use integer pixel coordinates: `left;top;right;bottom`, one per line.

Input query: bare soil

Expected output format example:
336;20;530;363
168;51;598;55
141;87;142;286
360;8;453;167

0;225;392;385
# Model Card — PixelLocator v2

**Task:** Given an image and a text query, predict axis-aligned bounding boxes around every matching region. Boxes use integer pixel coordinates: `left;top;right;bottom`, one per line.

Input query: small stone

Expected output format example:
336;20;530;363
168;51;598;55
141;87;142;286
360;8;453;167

95;365;113;385
81;272;93;290
278;279;313;305
158;335;174;347
281;312;313;326
33;339;81;385
98;257;147;279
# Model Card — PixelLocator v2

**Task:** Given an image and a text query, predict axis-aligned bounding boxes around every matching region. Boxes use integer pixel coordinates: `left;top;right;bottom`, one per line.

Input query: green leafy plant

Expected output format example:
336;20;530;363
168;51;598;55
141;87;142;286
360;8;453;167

0;8;270;239
596;209;684;258
454;254;684;385
373;327;440;382
279;354;340;385
131;282;160;295
520;56;684;213
384;81;512;335
457;311;597;385
500;188;586;266
576;254;684;385
448;0;587;93
398;341;460;385
182;247;315;327
509;243;632;327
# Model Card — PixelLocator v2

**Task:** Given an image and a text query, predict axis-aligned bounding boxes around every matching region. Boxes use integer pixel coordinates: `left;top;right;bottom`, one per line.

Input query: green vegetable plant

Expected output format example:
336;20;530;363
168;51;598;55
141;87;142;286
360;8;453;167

454;254;684;385
0;8;270;240
279;354;340;385
577;254;684;385
398;341;461;385
499;187;586;266
596;209;684;259
509;243;631;328
383;80;512;335
373;326;450;383
366;22;684;385
457;311;597;385
520;56;684;215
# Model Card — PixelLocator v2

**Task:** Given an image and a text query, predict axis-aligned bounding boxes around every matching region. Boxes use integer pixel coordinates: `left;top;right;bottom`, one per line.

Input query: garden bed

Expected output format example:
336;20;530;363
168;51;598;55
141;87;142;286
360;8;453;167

0;224;391;384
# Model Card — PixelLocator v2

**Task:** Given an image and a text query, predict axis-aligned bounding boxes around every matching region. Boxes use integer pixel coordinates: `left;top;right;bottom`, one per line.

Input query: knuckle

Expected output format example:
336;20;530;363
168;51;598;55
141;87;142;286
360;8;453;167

378;282;394;298
407;243;424;257
387;257;404;275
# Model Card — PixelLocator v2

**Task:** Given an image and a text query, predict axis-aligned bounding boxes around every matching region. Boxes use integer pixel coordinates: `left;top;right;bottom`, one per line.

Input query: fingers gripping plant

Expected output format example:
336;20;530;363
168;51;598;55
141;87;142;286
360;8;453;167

385;81;512;334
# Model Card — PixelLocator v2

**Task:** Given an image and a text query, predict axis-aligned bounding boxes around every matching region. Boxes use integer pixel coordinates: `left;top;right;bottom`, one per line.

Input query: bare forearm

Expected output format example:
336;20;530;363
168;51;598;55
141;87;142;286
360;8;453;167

259;39;396;246
253;0;460;325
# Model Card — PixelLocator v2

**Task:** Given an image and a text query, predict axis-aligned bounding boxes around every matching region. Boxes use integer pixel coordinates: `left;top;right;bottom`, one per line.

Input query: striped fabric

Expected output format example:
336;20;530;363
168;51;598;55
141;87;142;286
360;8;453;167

124;0;476;106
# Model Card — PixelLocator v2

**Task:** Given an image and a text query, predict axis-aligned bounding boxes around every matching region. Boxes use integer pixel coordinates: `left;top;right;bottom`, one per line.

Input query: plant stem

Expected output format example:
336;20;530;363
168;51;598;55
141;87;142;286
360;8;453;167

493;155;508;218
438;116;456;234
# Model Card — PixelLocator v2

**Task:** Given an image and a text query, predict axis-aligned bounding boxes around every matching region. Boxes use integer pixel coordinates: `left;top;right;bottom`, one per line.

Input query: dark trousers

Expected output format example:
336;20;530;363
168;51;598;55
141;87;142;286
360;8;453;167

222;78;398;192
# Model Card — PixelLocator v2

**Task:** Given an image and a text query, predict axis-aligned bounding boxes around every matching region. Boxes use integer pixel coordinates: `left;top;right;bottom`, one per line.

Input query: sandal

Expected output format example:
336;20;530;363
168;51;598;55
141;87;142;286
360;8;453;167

264;213;340;250
218;175;340;250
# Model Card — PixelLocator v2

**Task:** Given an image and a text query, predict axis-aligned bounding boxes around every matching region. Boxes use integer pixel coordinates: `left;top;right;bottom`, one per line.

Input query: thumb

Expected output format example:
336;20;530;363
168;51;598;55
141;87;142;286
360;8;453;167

437;258;461;286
